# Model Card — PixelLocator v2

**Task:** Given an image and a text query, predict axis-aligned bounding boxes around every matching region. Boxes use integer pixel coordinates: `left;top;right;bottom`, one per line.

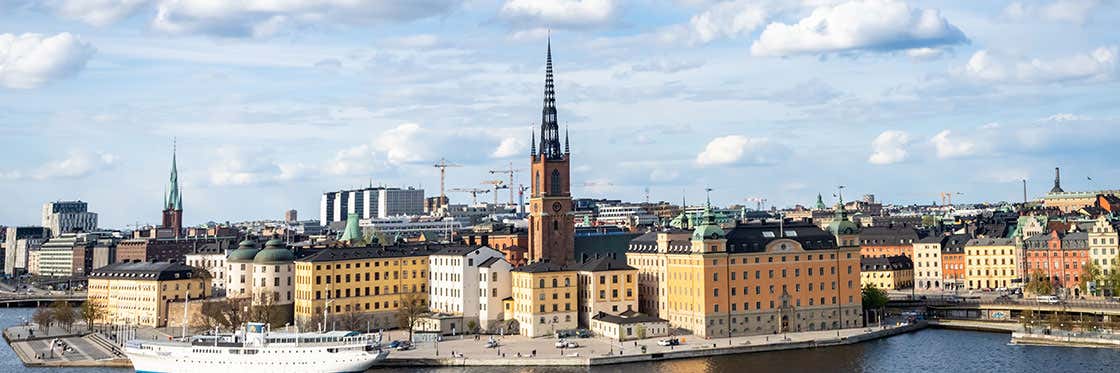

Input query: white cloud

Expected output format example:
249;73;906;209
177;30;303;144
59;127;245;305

7;150;119;180
374;123;517;165
960;46;1117;84
323;144;380;177
868;130;910;165
150;0;459;37
1044;113;1091;122
750;0;967;57
500;0;616;27
695;135;789;166
906;47;945;60
46;0;147;26
930;129;976;159
0;32;95;89
491;137;526;159
1004;0;1103;24
688;0;769;43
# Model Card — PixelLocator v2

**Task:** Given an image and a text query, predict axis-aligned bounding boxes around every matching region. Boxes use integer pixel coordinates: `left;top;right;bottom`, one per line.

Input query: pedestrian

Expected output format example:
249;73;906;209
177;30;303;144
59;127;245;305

532;349;536;357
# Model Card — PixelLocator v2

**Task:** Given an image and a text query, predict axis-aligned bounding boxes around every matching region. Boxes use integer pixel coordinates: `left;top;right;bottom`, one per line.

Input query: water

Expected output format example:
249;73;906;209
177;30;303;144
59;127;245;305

4;307;1118;373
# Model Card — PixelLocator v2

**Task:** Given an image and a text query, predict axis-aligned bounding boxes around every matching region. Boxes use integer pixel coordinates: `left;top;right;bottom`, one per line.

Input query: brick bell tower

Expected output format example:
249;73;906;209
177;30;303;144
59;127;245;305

528;37;574;264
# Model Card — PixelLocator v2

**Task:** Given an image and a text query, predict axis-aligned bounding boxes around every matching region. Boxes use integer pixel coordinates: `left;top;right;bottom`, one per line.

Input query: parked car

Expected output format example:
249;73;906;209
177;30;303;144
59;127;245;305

395;341;414;351
575;329;592;338
387;340;403;349
555;339;569;348
1037;295;1060;304
657;338;680;346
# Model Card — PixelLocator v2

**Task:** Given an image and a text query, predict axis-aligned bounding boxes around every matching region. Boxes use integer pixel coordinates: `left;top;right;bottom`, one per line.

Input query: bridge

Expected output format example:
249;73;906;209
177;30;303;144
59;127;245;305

887;298;1120;322
0;294;86;308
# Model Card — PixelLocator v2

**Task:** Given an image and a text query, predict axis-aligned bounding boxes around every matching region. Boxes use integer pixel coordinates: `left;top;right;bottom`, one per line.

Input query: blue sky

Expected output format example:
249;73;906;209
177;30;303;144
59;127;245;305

1;0;1118;228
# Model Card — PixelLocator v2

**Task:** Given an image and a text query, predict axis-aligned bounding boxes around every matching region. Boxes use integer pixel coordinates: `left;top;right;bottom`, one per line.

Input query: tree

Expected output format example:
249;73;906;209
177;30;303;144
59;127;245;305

196;297;250;331
33;306;54;333
861;285;888;325
249;291;279;327
79;302;106;332
51;301;76;333
1025;270;1054;296
1079;261;1103;296
466;320;478;334
396;292;429;341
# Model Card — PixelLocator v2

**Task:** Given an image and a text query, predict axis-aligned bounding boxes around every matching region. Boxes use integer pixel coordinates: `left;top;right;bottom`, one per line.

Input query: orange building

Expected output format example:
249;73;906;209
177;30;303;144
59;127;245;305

858;226;918;258
527;41;574;265
942;240;967;291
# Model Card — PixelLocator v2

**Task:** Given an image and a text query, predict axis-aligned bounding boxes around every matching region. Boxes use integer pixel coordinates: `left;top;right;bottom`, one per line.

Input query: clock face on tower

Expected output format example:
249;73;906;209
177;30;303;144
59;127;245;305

552;201;562;212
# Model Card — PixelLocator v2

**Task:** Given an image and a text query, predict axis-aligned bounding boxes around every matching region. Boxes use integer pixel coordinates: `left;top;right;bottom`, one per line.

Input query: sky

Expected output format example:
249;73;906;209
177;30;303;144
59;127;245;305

1;0;1118;229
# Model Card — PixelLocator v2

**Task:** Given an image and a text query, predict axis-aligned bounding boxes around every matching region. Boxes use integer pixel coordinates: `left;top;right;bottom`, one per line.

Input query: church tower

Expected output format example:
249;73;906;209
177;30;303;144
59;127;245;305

162;142;183;238
528;38;574;264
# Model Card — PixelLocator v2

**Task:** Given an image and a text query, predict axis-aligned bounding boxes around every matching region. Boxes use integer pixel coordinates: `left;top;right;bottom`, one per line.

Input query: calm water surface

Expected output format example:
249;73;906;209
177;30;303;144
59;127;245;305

3;308;1117;373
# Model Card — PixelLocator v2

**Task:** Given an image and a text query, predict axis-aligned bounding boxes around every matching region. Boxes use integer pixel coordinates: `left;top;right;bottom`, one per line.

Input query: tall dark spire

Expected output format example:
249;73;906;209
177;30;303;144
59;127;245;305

538;35;562;159
564;126;569;154
1050;167;1064;193
530;128;536;156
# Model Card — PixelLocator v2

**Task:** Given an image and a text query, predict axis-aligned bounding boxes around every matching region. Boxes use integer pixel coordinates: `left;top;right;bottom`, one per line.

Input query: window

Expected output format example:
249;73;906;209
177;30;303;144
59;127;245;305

550;169;561;194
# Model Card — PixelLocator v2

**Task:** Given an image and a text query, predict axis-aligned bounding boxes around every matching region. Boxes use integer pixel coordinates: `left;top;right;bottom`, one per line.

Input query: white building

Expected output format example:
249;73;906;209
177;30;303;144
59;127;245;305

1089;216;1119;276
185;246;229;294
38;233;82;277
478;256;512;331
251;238;296;307
428;245;509;331
42;201;98;237
359;217;462;241
913;236;944;290
595;204;658;227
319;187;425;225
226;240;261;298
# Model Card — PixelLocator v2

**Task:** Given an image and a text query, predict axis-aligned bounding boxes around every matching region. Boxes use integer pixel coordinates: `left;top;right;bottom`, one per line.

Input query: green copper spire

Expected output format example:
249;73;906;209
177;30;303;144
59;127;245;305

815;193;826;210
338;213;367;246
166;140;182;211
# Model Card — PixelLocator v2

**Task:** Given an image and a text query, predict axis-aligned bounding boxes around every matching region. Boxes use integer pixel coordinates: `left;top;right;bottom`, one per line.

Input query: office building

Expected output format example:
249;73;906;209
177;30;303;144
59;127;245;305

319;187;425;225
41;201;98;237
4;226;50;275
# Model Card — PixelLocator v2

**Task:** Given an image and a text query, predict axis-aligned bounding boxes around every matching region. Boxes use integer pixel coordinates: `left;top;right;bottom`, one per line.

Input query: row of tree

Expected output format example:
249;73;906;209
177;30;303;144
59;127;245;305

31;301;107;334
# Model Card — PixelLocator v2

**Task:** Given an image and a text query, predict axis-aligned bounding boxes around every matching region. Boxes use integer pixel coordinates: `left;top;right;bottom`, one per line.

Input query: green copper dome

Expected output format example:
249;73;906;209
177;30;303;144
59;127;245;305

254;239;295;264
228;240;260;262
827;199;860;236
691;204;725;241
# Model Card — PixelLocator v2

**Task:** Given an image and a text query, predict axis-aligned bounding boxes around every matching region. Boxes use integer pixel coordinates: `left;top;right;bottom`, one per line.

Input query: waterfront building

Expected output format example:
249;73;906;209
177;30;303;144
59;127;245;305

226;240;260;297
574;255;638;327
913;236;944;290
1024;230;1090;294
3;226;50;275
427;245;509;330
319;187;425;225
589;311;670;342
292;244;435;330
964;237;1018;290
860;255;914;290
183;244;228;294
41;201;97;237
251;239;297;323
527;40;575;265
37;233;102;278
626;200;863;338
1088;216;1119;275
510;260;578;337
626;228;691;317
941;237;968;291
858;226;919;258
87;261;211;327
478;255;514;331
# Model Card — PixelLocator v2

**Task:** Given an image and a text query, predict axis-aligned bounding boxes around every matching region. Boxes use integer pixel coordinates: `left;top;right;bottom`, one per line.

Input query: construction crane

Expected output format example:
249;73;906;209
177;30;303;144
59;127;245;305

449;188;489;205
745;197;767;211
433;158;461;203
482;180;506;205
940;192;963;206
489;162;522;205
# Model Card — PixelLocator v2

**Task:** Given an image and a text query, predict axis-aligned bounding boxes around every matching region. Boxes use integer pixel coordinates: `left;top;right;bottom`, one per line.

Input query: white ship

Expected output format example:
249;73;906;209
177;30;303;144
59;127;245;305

123;323;390;373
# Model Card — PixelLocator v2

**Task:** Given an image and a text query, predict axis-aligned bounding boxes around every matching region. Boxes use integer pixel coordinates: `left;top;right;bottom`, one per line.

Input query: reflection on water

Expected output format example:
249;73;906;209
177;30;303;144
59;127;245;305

374;328;1120;373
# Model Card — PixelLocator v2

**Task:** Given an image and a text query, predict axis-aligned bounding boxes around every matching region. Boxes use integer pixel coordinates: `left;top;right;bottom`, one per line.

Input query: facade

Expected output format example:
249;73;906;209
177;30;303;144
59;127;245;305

626;202;863;339
510;260;578;337
574;256;638;327
184;247;228;294
478;256;513;331
860;255;914;291
427;245;508;330
115;238;196;263
285;209;298;223
941;237;968;291
41;201;97;237
1024;230;1090;293
589;311;670;341
250;239;296;324
912;236;943;290
595;204;659;227
319;187;425;225
86;261;211;327
292;245;434;330
626;229;691;317
527;41;575;265
1088;216;1119;276
858;226;918;258
964;238;1018;290
3;226;50;275
38;233;85;277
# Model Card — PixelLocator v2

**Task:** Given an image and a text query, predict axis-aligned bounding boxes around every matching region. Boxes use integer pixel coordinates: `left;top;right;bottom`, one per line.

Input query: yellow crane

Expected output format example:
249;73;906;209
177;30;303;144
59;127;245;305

433;158;461;203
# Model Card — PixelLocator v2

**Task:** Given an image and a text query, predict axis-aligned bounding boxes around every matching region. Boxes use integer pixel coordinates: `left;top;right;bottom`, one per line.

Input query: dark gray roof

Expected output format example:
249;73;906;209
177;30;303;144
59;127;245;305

89;261;210;281
723;222;838;253
590;311;666;325
859;226;919;245
966;237;1015;246
478;257;502;268
512;260;572;273
860;255;913;271
942;234;970;254
297;244;441;262
575;256;634;272
432;245;488;257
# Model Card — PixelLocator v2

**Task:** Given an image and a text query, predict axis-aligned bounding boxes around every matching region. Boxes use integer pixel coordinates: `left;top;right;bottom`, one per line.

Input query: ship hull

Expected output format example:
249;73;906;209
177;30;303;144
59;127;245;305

125;345;388;373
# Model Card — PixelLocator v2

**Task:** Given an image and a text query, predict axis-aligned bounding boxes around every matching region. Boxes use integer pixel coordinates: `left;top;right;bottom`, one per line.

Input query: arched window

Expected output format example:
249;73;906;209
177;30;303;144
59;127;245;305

553;220;558;230
536;171;541;193
551;169;561;194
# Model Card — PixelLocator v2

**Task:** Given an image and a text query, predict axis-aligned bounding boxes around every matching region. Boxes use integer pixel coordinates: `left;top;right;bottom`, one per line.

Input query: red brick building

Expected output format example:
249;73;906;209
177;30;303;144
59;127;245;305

1024;230;1090;294
527;41;574;265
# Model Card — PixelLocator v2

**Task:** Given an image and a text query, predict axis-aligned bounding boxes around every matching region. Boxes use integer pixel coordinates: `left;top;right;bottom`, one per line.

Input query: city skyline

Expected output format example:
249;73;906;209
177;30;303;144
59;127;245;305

2;1;1119;228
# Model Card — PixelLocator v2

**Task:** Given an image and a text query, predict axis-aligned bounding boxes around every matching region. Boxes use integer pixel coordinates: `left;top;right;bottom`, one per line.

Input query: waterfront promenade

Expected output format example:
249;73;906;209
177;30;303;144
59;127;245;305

383;322;925;367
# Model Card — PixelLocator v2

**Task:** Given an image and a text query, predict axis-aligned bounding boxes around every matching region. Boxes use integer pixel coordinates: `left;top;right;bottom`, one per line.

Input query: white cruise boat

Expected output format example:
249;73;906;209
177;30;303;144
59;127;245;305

123;323;390;373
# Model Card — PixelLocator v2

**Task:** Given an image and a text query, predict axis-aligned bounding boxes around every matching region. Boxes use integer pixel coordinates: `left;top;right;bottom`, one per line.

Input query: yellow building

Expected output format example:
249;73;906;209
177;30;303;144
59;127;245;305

293;245;435;330
627;204;863;338
575;256;638;327
87;261;212;327
511;260;577;337
859;255;913;290
964;238;1018;290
